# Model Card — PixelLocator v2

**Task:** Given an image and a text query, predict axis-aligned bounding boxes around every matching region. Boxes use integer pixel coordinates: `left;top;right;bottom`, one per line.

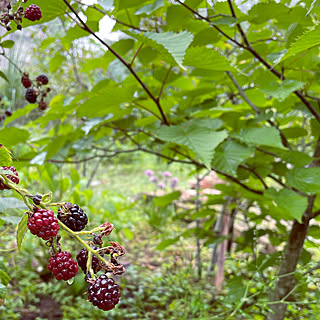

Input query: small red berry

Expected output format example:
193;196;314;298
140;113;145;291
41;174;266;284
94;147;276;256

24;4;42;21
48;251;78;281
0;166;19;190
87;275;120;311
21;75;32;88
38;101;47;110
27;208;60;240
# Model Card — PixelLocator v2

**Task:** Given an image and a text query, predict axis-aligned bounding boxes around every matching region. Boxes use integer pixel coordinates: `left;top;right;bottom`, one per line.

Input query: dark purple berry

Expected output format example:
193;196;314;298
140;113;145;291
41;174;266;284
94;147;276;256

38;101;47;110
24;4;42;21
36;74;49;85
4;109;12;117
58;202;88;231
48;251;78;281
87;275;120;311
25;88;37;103
76;247;103;274
21;75;32;88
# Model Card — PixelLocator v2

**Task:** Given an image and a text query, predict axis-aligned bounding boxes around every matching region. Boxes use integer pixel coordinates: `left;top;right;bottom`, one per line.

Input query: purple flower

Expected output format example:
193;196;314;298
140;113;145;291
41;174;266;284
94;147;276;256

144;169;154;177
150;176;158;183
170;177;179;188
162;171;172;178
157;182;165;189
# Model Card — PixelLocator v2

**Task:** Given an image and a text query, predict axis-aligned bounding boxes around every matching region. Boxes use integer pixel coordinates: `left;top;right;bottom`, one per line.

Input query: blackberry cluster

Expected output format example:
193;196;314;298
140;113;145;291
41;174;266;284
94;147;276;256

21;73;50;110
87;275;120;311
58;203;88;231
48;251;78;281
0;2;41;31
27;208;60;240
76;247;104;274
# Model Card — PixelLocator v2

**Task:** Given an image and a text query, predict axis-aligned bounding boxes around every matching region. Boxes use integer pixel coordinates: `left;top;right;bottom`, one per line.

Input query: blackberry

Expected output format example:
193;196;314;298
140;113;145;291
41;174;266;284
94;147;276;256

27;208;60;240
76;247;103;274
21;75;32;88
25;88;37;103
0;166;19;190
17;24;22;30
38;101;47;110
58;202;88;231
24;4;42;21
87;275;120;311
36;74;49;85
5;109;12;117
48;251;78;281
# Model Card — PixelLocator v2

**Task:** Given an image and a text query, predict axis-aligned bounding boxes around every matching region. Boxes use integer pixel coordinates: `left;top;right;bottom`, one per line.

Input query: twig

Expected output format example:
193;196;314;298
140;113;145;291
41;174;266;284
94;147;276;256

130;43;144;67
157;66;172;101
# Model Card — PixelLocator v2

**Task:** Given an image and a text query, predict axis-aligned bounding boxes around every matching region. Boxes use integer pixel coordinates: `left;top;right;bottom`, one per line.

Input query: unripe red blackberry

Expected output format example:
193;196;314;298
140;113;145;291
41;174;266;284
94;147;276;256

0;166;19;190
76;247;103;274
58;202;88;231
48;251;78;281
87;275;120;311
27;208;60;240
38;101;47;110
21;75;32;88
36;74;49;85
24;4;42;21
25;88;37;103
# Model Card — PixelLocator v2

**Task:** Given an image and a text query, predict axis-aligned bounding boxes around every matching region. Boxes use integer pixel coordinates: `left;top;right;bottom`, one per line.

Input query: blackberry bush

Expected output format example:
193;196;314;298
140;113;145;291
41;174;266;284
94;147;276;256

48;251;78;281
87;275;120;311
27;208;60;240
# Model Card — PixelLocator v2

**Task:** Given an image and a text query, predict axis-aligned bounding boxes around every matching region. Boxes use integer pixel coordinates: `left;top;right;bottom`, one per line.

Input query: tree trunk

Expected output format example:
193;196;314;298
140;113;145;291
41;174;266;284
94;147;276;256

266;197;314;320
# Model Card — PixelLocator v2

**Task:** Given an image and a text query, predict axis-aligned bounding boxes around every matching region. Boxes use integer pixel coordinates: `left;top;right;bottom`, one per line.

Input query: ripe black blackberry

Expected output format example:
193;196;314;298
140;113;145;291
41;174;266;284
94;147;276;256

25;88;37;103
0;166;19;190
87;275;120;311
5;109;12;117
48;251;79;281
76;247;103;274
27;208;60;240
58;202;88;231
36;74;49;85
21;75;32;88
24;4;42;21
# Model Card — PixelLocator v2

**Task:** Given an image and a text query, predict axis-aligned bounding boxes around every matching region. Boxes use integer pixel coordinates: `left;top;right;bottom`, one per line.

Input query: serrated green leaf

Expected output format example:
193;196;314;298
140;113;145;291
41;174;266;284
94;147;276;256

135;0;164;15
144;31;194;67
213;140;253;175
287;168;320;195
0;127;30;147
0;145;12;166
157;120;227;168
233;127;285;149
184;47;232;71
154;191;181;207
265;188;307;223
17;214;28;251
259;80;304;101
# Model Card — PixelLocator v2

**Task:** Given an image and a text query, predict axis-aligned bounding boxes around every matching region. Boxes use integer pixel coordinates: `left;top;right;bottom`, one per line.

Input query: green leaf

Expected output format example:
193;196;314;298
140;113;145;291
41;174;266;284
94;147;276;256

0;71;9;82
143;31;194;67
259;80;304;101
156;237;179;250
233;127;285;149
0;197;27;212
157;120;227;168
265;188;307;223
154;191;181;207
0;145;12;166
184;47;232;71
1;40;14;49
0;270;10;286
0;283;6;299
0;127;30;147
135;0;164;15
17;214;28;251
4;104;38;125
287;168;320;195
281;127;308;139
213;140;253;175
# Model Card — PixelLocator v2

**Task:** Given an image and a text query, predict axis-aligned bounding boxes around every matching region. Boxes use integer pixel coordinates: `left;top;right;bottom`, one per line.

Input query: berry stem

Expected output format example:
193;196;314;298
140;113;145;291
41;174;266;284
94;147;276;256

86;250;96;280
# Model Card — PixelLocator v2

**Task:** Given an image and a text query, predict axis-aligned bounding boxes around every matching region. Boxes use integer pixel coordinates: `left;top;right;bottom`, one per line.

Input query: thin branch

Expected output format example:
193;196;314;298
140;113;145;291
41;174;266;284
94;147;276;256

62;0;169;126
226;71;291;149
157;66;172;101
240;165;268;189
130;43;144;67
0;52;23;74
133;101;162;120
